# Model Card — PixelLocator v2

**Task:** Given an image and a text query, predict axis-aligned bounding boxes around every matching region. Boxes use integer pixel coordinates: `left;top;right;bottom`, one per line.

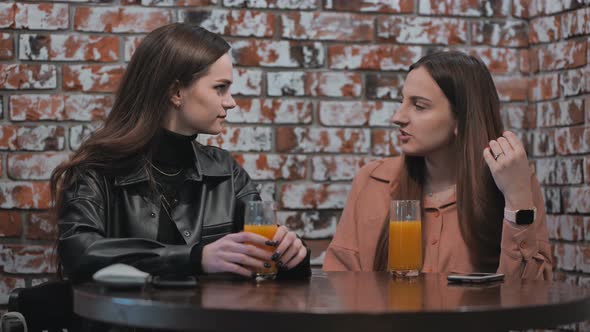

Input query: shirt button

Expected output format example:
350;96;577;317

519;241;527;249
150;212;156;218
183;230;191;237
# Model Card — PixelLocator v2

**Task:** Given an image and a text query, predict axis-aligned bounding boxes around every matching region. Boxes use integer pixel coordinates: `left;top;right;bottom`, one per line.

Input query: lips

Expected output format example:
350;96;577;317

398;129;411;142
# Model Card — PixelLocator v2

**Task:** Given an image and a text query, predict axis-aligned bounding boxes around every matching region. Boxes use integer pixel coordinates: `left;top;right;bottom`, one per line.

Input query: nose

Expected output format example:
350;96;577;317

223;93;236;110
391;102;409;127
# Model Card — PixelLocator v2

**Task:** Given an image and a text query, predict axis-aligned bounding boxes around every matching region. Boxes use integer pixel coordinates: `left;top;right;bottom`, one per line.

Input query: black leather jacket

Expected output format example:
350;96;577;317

57;143;310;281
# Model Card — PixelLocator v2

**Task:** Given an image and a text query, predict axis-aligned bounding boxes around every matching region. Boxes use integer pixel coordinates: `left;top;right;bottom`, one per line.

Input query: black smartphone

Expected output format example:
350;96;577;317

447;272;505;284
151;276;198;289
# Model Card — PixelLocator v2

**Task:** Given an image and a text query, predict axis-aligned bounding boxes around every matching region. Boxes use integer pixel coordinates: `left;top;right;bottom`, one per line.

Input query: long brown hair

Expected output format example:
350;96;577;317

375;51;505;271
50;23;230;275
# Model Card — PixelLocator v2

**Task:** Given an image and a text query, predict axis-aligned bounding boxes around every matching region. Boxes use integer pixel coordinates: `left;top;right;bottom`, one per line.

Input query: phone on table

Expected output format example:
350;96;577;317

447;272;504;284
151;275;198;289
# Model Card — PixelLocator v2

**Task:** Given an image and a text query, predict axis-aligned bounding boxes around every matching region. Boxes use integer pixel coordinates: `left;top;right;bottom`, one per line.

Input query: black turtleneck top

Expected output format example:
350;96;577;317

150;128;199;245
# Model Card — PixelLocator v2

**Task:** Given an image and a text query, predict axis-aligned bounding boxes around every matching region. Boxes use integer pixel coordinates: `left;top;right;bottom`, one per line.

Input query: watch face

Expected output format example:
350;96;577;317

516;210;535;225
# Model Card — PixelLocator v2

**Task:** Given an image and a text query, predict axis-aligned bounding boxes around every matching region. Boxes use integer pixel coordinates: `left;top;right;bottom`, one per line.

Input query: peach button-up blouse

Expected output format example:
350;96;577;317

323;157;552;280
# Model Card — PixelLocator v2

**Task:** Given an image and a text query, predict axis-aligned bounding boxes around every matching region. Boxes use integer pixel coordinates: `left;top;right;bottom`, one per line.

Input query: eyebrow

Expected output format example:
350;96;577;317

215;79;233;84
401;93;432;103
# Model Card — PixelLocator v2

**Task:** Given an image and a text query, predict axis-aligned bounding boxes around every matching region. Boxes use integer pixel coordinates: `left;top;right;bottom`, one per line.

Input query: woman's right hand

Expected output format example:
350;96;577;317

201;232;275;277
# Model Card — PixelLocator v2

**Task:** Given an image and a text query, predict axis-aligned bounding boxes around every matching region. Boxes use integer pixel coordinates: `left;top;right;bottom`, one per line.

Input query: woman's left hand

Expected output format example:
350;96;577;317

483;131;534;210
272;226;307;270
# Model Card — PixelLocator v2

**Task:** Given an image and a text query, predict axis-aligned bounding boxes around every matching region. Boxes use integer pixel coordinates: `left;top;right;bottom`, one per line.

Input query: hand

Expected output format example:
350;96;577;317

201;232;274;278
272;226;307;270
483;131;534;210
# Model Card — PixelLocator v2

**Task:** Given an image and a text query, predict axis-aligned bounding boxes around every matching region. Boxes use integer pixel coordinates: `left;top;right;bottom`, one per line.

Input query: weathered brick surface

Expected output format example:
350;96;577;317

280;183;350;209
377;16;468;45
0;182;51;209
471;21;528;47
9;94;112;121
535;41;586;72
229;99;312;124
0;212;22;238
19;34;119;62
281;12;373;41
14;3;69;30
0;125;66;151
319;101;398;127
27;212;57;240
419;0;511;17
233;153;306;180
8;153;70;180
75;7;172;33
312;155;375;181
537;99;585;128
0;245;55;273
276;127;370;153
182;10;274;37
530;16;561;44
199;127;272;152
0;64;57;90
328;45;422;71
0;33;14;60
267;72;362;97
276;211;339;239
231;40;323;68
62;65;125;92
546;215;585;241
224;0;318;9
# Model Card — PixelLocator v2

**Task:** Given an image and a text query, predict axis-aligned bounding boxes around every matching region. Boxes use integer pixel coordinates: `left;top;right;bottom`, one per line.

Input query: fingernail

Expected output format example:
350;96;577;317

265;240;274;246
277;260;284;268
271;252;280;261
251;272;257;279
264;262;271;268
273;241;280;247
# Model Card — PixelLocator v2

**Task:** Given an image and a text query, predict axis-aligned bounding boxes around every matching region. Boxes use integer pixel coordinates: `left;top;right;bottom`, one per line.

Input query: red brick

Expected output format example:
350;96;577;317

69;123;100;151
280;183;350;209
325;0;413;13
493;76;528;102
537;99;584;128
276;127;370;153
0;154;3;176
530;0;585;16
124;36;144;62
19;34;119;62
319;101;399;127
528;73;559;101
586;217;590;239
232;69;263;96
536;158;583;185
546;215;585;241
267;72;362;97
8;153;70;180
467;47;519;74
419;0;510;17
230;99;312;124
536;41;586;71
0;277;25;302
512;0;529;18
586;157;590;184
563;186;590;213
62;64;125;92
312;156;375;181
0;64;57;90
256;183;275;202
531;130;555;157
199;127;272;152
555;127;590;155
276;211;339;240
560;67;589;97
27;212;57;240
562;7;590;39
328;45;422;71
122;0;214;5
0;33;14;60
232;153;306;180
281;12;373;41
231;40;323;68
0;3;16;28
224;0;318;9
372;129;401;156
471;21;528;47
75;7;172;33
377;16;467;45
14;3;69;30
519;49;538;74
10;94;64;121
0;244;54;273
576;244;590;273
529;16;561;44
542;187;561;213
501;104;534;130
366;73;404;100
182;10;274;38
64;95;113;121
552;243;577;271
0;182;50;209
0;125;66;151
0;212;22;237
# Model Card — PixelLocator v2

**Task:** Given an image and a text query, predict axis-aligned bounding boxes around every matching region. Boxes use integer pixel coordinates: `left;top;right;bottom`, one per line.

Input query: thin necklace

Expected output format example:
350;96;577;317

146;159;182;177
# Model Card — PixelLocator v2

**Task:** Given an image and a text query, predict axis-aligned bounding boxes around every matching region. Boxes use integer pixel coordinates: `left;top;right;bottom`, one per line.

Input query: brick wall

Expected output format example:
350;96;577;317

0;0;588;328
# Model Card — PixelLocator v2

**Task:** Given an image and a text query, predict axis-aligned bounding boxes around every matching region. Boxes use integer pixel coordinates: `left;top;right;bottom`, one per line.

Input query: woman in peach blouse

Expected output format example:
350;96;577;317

323;51;552;279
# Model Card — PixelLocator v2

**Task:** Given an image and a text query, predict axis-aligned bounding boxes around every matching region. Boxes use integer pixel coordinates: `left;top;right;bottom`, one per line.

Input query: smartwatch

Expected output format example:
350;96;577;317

504;207;536;225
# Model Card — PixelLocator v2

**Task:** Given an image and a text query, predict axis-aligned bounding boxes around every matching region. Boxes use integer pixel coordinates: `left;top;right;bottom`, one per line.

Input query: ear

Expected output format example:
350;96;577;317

169;82;182;108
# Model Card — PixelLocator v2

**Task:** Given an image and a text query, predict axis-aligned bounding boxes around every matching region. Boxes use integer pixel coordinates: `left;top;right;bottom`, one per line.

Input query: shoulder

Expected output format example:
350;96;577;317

355;156;403;184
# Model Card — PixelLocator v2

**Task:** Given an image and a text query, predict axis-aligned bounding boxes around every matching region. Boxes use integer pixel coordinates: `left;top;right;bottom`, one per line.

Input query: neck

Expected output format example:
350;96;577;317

162;112;199;137
424;145;456;193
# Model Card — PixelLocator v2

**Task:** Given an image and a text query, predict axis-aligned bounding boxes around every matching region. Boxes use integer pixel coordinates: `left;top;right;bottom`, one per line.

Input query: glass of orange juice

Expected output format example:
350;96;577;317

389;200;422;277
244;201;279;280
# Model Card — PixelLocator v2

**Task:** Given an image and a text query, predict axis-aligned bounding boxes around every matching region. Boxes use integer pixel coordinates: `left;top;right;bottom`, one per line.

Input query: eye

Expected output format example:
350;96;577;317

215;84;229;93
415;103;425;111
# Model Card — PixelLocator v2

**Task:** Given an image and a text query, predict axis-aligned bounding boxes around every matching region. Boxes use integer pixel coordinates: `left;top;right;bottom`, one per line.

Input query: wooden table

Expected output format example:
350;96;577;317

74;271;590;331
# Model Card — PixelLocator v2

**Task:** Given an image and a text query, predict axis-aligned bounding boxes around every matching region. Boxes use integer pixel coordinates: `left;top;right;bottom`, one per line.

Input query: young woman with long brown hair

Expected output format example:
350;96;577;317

323;51;551;279
52;23;310;282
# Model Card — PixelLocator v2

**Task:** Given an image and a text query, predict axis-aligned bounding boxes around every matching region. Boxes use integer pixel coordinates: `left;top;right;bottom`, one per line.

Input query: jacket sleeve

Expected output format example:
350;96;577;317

497;175;553;280
322;170;363;271
58;172;202;282
230;158;311;279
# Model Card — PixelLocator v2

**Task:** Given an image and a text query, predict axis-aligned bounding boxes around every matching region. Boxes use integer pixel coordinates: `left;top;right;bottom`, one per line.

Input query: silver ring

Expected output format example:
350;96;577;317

493;152;504;161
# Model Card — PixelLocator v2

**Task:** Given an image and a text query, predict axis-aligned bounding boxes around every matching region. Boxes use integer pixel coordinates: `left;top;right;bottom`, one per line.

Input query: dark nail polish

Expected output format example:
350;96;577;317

277;260;284;268
251;272;257;278
273;241;280;247
271;252;280;261
264;262;271;268
265;240;274;246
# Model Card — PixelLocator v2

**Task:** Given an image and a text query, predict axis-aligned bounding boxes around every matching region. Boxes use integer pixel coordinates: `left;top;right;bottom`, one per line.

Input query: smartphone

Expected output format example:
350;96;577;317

151;275;198;289
447;272;505;284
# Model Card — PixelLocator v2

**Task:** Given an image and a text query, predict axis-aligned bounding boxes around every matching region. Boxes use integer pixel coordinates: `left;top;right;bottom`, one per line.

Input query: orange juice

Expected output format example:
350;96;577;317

388;220;422;273
244;224;278;276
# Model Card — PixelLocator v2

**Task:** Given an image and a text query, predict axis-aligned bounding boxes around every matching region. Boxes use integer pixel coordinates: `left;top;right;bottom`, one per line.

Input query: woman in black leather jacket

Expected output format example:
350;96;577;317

51;23;310;282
